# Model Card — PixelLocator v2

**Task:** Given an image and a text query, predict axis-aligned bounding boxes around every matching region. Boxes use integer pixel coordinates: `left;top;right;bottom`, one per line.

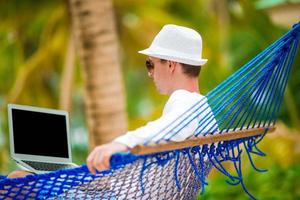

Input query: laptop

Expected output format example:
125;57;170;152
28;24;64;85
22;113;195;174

8;104;77;173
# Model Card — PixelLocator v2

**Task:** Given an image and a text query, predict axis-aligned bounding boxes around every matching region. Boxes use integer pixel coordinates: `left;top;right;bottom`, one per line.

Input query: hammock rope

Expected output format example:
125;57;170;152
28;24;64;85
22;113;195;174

132;126;275;155
0;22;299;200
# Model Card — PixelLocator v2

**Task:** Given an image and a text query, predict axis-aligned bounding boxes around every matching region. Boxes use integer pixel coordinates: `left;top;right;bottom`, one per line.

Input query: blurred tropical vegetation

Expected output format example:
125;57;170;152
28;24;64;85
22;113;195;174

0;0;299;199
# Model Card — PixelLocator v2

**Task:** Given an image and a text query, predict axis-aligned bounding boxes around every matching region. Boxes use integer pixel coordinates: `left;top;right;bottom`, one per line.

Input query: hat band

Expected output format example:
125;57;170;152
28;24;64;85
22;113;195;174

139;46;207;66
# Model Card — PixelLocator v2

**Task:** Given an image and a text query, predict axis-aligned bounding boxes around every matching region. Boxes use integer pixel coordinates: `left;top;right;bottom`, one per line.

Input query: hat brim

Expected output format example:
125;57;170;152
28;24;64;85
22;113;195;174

138;48;208;66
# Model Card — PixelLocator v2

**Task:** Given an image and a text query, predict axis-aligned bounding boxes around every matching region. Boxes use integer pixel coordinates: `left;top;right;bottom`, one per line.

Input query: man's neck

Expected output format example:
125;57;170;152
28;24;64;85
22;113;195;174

168;78;200;95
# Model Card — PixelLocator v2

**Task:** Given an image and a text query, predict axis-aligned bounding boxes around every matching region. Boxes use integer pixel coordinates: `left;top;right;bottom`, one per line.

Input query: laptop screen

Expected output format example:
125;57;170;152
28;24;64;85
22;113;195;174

11;108;69;158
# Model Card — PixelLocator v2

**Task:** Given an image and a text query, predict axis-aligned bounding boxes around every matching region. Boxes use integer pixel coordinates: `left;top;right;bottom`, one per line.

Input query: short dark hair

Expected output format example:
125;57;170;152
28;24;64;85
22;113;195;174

180;63;201;77
160;59;201;77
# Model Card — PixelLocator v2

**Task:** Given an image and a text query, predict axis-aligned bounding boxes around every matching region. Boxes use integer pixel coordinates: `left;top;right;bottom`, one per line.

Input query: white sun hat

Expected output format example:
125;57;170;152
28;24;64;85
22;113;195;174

138;24;208;66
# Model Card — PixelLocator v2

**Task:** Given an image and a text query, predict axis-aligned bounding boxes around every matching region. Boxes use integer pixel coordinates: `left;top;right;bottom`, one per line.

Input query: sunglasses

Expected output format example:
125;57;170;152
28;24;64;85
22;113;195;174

145;59;154;71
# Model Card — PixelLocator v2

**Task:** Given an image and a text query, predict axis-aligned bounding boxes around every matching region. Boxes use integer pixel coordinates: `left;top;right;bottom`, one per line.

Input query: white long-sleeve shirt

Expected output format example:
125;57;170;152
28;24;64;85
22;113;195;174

114;89;217;148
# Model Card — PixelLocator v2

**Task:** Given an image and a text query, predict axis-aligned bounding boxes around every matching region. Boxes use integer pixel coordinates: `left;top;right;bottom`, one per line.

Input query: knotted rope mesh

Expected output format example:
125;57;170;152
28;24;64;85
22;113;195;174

0;152;213;200
0;22;299;200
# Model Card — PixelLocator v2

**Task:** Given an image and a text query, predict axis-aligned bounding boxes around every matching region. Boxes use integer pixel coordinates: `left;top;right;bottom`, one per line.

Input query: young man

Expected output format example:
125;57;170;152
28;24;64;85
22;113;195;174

86;24;217;174
8;24;217;177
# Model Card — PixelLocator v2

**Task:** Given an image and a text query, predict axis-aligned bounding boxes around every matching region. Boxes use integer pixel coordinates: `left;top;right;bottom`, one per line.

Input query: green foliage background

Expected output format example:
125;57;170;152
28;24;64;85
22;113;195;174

0;0;299;199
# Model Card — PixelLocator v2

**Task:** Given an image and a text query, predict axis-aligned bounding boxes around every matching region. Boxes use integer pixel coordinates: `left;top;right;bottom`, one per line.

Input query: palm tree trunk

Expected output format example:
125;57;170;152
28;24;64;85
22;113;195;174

59;34;75;112
69;0;127;149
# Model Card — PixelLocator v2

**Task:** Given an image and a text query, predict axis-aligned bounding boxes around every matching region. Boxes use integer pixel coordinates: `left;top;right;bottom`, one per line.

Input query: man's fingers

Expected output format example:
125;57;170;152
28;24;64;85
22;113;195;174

87;162;96;175
93;151;105;171
86;143;126;173
86;158;94;174
102;154;111;169
86;154;94;173
87;149;97;174
94;152;112;171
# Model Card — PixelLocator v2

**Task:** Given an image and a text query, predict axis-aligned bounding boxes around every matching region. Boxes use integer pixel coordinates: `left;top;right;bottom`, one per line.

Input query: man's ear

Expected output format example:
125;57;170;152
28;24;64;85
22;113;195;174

168;61;176;73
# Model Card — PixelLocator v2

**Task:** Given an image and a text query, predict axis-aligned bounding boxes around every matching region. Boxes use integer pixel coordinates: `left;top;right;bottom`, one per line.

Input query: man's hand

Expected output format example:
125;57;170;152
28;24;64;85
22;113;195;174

7;170;33;178
86;142;129;174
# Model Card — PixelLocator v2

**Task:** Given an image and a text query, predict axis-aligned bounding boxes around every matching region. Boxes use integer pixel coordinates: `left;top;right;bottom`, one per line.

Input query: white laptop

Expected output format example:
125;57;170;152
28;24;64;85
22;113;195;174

8;104;77;174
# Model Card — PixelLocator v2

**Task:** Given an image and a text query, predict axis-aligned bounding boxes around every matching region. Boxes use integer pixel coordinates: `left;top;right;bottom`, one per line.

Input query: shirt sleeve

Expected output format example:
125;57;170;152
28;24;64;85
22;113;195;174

114;101;199;148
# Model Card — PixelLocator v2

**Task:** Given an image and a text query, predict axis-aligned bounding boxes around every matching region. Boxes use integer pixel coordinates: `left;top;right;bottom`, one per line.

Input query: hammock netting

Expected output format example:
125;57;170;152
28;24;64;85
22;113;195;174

0;22;299;200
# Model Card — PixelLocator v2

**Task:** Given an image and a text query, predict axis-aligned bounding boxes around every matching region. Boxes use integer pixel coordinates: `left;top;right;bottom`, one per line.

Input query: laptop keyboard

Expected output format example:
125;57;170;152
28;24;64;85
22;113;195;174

22;160;74;171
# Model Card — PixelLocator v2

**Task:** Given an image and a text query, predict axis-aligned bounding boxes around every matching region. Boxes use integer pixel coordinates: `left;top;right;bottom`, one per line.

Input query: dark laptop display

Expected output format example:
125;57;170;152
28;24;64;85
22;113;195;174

12;108;69;158
8;104;76;173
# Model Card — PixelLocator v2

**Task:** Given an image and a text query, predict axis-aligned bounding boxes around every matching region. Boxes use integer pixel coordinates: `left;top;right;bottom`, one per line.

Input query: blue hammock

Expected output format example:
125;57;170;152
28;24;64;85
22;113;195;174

0;22;299;200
